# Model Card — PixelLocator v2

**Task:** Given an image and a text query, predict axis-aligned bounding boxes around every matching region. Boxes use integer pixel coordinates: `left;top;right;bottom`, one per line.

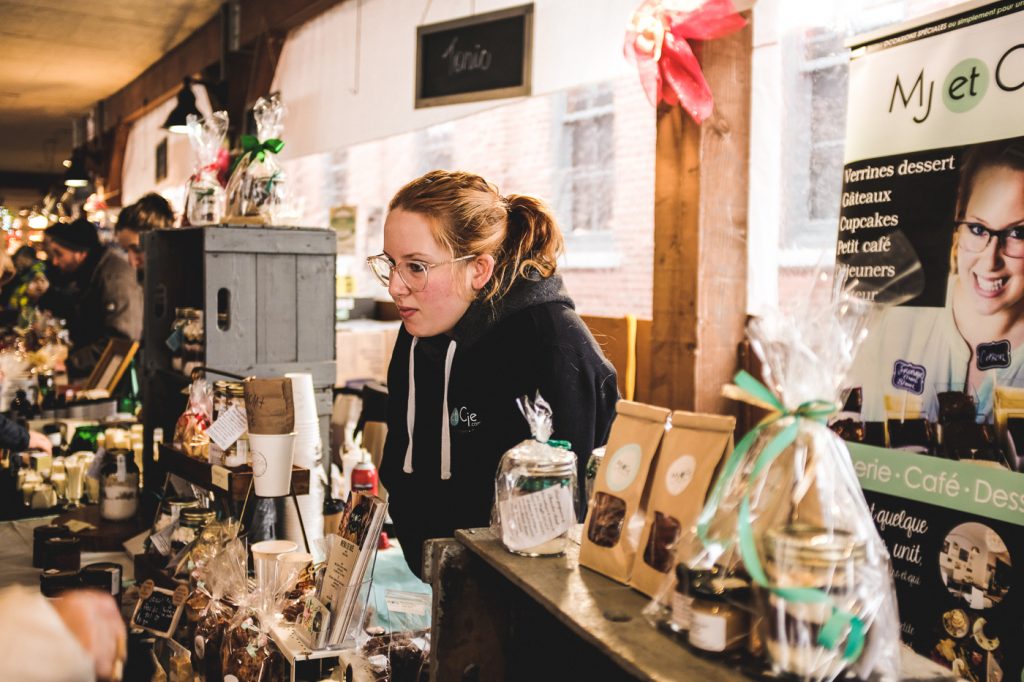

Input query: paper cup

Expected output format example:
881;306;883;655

286;372;318;425
251;540;297;613
249;432;296;497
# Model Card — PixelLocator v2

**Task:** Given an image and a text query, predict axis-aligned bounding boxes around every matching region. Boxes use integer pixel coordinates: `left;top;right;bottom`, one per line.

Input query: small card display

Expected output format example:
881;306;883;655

131;581;186;638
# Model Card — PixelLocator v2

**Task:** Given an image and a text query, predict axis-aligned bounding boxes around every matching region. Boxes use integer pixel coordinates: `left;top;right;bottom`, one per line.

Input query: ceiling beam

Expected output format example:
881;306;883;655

100;0;347;134
0;171;62;191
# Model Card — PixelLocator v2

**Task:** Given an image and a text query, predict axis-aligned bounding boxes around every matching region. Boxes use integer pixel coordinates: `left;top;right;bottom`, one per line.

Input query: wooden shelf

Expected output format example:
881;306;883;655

158;444;309;501
431;528;956;682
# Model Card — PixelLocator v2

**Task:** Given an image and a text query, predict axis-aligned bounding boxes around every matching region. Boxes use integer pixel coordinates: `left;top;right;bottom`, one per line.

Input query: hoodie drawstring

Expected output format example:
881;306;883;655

403;337;418;474
403;337;458;480
440;340;457;480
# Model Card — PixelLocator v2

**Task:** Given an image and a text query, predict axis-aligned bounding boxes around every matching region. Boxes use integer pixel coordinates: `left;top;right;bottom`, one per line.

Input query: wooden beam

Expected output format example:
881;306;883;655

100;0;346;134
650;15;752;414
0;171;61;190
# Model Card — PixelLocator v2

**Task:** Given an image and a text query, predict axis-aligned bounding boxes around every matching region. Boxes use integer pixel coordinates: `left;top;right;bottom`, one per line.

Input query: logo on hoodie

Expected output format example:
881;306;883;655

449;405;481;431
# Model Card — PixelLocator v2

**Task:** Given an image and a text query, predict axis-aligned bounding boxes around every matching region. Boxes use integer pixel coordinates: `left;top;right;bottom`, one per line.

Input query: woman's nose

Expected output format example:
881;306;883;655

388;269;410;298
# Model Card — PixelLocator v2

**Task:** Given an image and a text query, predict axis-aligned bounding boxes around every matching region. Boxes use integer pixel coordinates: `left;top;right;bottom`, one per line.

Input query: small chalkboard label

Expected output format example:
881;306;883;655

416;4;532;107
131;583;185;638
891;359;926;395
977;339;1011;370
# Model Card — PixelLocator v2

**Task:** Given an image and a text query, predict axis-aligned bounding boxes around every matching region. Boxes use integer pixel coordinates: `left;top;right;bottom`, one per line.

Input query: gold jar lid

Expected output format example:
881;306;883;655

765;524;866;568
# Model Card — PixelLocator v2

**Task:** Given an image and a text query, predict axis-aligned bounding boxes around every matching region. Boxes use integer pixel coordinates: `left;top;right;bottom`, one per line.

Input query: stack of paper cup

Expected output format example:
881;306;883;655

244;377;297;497
283;372;325;542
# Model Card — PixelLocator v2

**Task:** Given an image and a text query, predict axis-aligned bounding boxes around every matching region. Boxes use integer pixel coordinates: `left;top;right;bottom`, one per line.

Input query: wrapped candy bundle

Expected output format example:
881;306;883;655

644;242;925;681
226;94;287;221
184;111;228;226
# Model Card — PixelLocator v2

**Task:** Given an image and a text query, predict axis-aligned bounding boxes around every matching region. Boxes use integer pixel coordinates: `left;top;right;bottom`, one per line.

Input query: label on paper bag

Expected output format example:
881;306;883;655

605;443;643;492
498;484;575;552
211;465;230;491
206;406;248;450
665;455;696;496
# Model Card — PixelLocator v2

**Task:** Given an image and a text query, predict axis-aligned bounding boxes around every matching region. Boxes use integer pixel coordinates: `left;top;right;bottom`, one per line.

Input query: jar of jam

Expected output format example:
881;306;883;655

762;525;866;679
687;567;751;656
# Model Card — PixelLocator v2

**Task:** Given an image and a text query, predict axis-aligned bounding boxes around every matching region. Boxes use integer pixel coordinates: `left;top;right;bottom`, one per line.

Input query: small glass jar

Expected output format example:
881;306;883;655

155;496;200;532
182;309;205;376
172;507;216;555
100;448;140;521
213;381;247;466
687;568;751;656
494;440;577;557
761;525;866;679
669;562;694;634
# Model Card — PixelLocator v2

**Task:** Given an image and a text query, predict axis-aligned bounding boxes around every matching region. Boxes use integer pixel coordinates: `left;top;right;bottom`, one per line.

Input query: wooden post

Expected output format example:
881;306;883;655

650;16;752;415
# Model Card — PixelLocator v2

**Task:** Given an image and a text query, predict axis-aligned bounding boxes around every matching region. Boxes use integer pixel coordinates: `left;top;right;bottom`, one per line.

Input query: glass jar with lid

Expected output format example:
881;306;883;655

181;309;205;376
100;448;140;522
687;566;751;657
761;525;867;679
493;439;577;557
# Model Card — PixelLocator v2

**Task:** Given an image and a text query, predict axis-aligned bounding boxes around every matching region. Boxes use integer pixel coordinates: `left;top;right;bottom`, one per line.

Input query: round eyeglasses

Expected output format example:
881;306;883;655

956;221;1024;259
366;253;475;292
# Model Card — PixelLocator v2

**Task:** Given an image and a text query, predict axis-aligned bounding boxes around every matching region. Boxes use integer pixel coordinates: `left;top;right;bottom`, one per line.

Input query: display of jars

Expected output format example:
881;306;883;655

171;308;205;375
99;448;140;522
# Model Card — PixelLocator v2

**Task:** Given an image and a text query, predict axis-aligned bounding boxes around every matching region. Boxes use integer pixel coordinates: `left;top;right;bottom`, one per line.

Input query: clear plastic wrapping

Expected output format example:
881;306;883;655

492;393;578;557
227;94;287;220
174;378;213;460
189;538;246;680
645;256;925;682
184;111;228;226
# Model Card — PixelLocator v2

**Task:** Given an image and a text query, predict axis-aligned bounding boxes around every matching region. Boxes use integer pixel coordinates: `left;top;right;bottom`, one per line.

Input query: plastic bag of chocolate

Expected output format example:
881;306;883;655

225;94;287;220
174;378;213;460
183;111;228;226
221;610;284;682
657;259;924;682
191;539;246;679
275;555;318;623
491;393;578;557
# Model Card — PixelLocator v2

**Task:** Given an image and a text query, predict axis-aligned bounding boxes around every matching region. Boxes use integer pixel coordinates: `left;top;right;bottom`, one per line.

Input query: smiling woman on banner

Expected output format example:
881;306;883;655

369;170;618;578
855;138;1024;424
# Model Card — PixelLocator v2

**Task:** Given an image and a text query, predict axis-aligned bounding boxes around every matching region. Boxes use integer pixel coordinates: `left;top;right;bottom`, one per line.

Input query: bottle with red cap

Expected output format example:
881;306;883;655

351;451;378;496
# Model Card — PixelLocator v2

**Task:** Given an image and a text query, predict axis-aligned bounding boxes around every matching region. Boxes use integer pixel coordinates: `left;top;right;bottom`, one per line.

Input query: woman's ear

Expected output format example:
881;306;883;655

469;254;495;292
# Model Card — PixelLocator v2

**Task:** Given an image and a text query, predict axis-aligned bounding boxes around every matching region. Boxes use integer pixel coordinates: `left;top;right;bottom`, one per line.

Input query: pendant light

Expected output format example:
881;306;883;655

162;77;202;134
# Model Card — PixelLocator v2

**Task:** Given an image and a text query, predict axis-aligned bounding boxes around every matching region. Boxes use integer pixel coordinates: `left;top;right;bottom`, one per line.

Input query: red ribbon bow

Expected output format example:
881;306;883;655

624;0;746;123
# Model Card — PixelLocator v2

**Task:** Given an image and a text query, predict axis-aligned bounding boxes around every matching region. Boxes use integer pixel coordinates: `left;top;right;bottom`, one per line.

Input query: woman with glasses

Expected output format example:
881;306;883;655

853;138;1024;426
370;170;618;578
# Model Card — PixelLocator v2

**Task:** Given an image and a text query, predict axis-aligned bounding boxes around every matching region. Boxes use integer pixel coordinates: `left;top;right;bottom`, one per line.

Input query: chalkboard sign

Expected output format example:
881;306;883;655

416;4;533;108
131;583;185;637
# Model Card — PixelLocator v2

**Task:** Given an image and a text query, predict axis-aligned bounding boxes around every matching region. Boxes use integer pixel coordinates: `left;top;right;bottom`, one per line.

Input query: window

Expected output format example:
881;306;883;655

748;0;963;313
557;82;614;237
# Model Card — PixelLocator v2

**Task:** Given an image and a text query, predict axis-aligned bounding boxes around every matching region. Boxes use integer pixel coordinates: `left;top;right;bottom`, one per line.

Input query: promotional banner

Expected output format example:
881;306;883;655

839;2;1024;680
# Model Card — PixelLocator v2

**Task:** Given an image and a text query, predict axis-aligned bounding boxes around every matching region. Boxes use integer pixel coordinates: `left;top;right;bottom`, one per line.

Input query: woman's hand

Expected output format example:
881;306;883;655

28;430;53;454
50;590;126;681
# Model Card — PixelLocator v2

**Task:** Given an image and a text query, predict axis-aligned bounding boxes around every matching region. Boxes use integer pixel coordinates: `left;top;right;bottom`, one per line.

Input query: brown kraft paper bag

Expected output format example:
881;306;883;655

580;400;671;584
243;377;295;435
629;410;735;597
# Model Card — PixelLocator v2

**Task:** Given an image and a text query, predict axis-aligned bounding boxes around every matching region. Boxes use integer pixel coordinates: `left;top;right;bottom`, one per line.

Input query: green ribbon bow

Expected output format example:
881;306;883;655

231;134;285;173
696;370;866;663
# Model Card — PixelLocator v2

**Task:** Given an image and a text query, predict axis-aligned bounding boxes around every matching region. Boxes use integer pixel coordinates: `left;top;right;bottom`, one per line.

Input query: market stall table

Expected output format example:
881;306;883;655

428;527;957;682
0;516;134;588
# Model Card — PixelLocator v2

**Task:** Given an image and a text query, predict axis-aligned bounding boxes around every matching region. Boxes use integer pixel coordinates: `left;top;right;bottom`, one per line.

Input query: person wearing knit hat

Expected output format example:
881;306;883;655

38;218;142;378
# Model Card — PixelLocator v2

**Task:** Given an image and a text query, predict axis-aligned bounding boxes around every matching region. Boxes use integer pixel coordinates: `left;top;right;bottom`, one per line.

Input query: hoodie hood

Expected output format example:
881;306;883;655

403;272;574;480
451;272;574;350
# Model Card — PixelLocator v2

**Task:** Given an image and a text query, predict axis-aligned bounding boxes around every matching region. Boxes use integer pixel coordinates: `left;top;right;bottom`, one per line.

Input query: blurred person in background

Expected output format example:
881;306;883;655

115;192;174;276
38;218;142;378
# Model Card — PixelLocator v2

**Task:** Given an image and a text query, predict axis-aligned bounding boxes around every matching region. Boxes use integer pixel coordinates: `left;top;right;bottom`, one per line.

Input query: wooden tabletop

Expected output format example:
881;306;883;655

454;528;954;682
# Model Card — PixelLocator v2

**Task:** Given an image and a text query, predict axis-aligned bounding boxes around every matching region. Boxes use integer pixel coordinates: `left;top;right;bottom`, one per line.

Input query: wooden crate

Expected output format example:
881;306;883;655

142;226;337;491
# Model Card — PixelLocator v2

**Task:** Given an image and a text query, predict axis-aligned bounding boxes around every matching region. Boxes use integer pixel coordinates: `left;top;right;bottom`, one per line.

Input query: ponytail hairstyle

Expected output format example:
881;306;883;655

388;170;564;302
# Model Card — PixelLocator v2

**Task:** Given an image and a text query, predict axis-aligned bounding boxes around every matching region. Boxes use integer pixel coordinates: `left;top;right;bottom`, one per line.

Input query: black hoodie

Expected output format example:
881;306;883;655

380;273;619;578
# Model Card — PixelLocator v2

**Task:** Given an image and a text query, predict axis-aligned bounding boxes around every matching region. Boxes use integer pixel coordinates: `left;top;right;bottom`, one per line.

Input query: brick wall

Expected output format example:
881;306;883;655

282;75;654;318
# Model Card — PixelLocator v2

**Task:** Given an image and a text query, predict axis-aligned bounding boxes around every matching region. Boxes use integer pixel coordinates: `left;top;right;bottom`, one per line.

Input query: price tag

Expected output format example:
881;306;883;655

206;406;248;451
211;465;230;491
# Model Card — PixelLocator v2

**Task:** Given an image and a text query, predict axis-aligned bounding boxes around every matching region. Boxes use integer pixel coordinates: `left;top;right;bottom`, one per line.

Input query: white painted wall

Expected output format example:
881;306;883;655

271;0;640;162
